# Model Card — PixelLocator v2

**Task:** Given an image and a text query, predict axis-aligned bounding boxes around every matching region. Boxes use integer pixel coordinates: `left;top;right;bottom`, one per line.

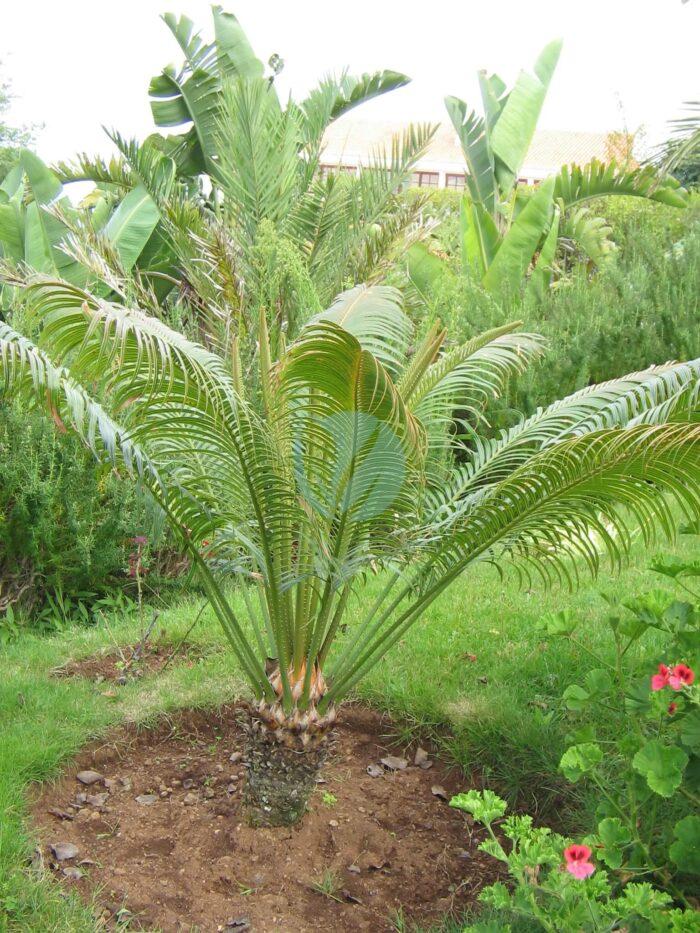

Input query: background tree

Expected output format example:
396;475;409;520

0;64;36;180
51;7;437;359
409;41;688;302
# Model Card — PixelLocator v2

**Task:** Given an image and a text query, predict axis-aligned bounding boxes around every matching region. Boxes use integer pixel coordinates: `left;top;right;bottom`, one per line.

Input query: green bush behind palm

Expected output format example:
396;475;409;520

0;402;148;614
412;195;700;431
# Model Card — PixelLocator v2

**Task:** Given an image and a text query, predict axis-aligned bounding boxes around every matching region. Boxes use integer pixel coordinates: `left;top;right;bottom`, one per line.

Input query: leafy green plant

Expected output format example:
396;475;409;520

536;558;700;902
414;197;700;430
310;868;342;901
450;790;700;931
2;276;700;827
51;7;436;355
0;149;163;291
0;401;150;619
410;41;688;302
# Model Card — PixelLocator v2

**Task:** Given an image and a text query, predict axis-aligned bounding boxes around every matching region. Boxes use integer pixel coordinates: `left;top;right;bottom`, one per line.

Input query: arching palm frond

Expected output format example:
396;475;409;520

297;69;410;159
326;423;700;703
554;159;688;210
431;360;700;516
306;284;413;376
4;277;700;720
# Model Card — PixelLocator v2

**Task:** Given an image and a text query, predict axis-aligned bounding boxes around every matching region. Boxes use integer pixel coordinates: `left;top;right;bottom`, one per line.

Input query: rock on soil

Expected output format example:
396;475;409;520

32;704;500;932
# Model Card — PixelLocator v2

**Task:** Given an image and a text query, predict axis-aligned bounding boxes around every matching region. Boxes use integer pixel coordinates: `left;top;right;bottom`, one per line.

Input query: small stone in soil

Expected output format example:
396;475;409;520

414;747;430;766
47;807;73;821
76;770;103;786
229;752;243;764
135;794;158;806
182;778;195;789
328;819;339;827
183;792;198;806
62;866;83;880
366;764;383;778
381;755;408;771
86;793;108;807
347;864;361;874
50;842;79;861
431;785;448;800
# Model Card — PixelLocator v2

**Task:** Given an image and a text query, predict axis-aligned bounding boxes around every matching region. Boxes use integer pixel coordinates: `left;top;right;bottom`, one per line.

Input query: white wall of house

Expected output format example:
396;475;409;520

320;121;615;189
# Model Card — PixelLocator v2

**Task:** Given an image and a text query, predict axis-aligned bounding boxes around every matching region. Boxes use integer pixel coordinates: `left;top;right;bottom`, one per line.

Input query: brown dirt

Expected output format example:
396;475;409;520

52;643;214;683
31;704;500;932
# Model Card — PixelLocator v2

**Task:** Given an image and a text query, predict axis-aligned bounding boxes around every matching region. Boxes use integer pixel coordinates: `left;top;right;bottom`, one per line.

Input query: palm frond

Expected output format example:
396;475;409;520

554;159;688;209
434;360;700;513
307;284;413;376
558;206;615;269
326;422;700;702
215;78;302;243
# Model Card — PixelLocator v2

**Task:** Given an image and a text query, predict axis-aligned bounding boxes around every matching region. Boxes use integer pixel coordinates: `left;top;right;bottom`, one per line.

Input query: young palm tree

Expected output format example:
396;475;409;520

2;278;700;824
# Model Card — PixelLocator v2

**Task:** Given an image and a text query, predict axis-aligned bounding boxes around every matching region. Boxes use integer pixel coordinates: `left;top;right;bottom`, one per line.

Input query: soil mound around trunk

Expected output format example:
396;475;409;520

31;704;499;931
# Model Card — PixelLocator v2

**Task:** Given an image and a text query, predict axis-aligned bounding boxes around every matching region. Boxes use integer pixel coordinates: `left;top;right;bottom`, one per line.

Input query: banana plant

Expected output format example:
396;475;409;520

52;8;433;350
146;6;410;179
3;278;700;825
412;41;689;301
0;149;166;297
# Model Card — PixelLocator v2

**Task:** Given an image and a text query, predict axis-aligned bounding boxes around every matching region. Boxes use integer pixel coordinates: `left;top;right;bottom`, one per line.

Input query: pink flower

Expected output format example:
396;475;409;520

668;702;678;716
651;664;671;692
669;664;695;691
564;844;595;879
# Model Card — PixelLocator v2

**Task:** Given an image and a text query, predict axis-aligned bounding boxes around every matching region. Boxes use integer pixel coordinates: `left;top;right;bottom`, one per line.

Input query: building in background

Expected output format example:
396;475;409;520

320;121;632;188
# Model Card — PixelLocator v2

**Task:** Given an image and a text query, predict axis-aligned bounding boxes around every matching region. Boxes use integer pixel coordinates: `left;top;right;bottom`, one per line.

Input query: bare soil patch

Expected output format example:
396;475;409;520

52;643;215;683
32;704;499;932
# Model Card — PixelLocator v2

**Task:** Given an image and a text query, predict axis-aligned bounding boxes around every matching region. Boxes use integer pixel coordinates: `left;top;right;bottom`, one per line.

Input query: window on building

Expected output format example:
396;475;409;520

445;173;466;190
411;171;439;188
318;163;357;179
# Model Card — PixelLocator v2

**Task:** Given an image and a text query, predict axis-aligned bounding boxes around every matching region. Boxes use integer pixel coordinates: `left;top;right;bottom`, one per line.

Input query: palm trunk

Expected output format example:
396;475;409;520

241;664;336;827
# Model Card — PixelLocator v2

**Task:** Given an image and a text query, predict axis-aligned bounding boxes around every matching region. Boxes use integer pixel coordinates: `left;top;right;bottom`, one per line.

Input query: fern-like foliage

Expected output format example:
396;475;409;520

3;278;700;712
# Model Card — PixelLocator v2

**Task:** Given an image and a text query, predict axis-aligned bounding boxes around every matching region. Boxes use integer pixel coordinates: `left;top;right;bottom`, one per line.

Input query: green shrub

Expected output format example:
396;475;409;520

0;401;151;616
413;194;700;429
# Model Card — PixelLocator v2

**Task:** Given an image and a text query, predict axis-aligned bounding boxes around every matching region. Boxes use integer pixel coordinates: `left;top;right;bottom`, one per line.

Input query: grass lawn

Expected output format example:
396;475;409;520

0;530;696;930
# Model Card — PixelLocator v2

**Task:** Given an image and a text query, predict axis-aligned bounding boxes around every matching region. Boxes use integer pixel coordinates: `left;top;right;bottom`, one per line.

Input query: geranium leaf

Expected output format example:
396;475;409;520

632;740;688;797
669;815;700;875
559;743;603;783
450;789;508;824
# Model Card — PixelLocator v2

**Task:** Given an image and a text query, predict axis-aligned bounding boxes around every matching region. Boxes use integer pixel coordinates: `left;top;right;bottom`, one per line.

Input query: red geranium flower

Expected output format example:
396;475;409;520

669;664;695;691
651;664;671;692
564;844;595;879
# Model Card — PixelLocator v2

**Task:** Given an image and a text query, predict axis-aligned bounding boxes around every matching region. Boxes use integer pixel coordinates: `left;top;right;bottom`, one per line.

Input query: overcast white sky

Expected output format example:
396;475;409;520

3;0;698;165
